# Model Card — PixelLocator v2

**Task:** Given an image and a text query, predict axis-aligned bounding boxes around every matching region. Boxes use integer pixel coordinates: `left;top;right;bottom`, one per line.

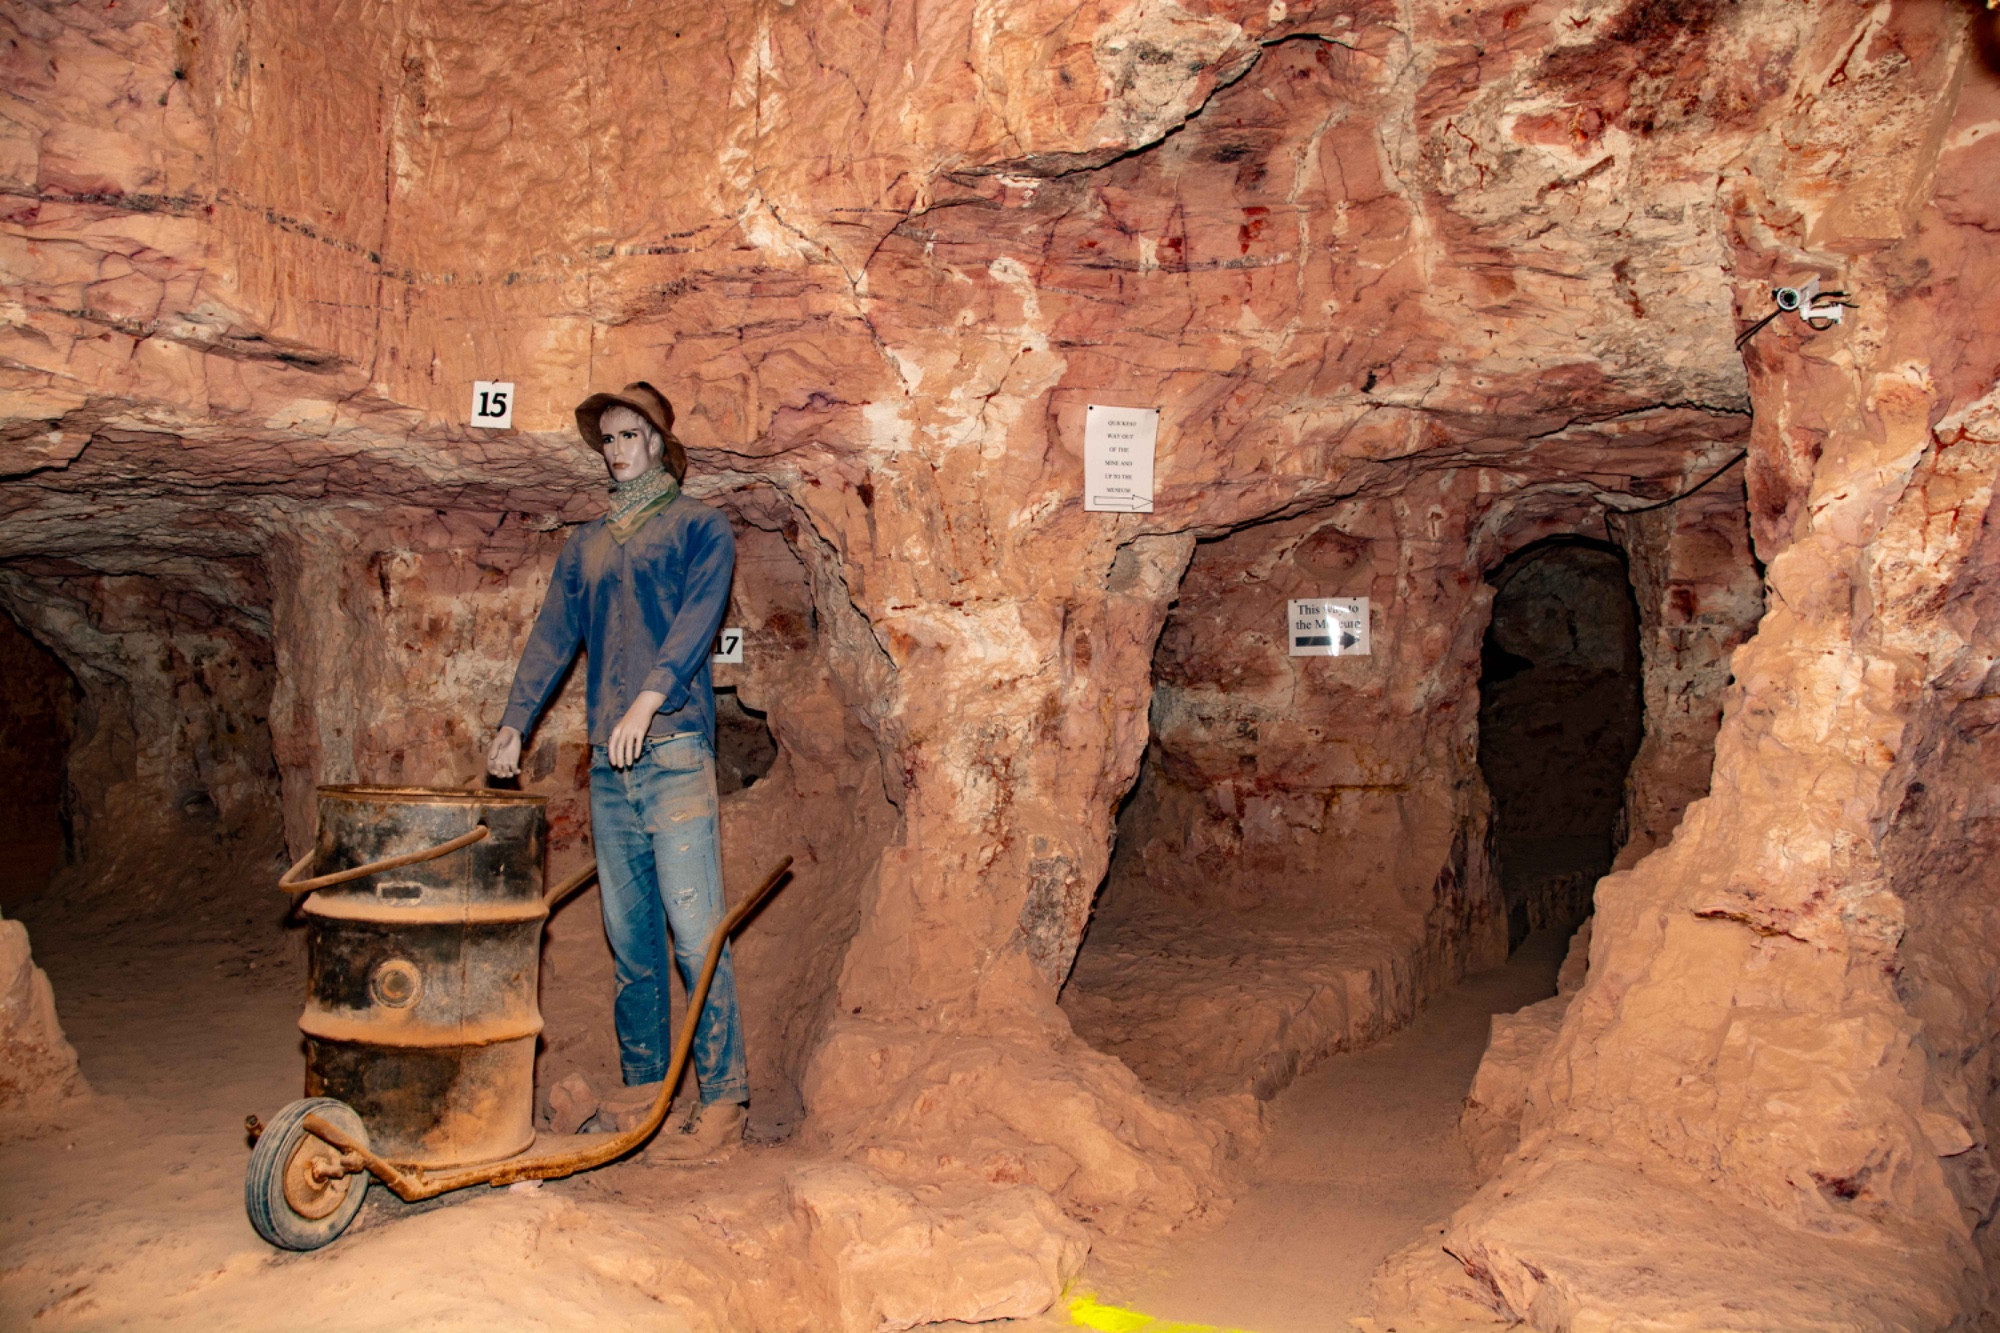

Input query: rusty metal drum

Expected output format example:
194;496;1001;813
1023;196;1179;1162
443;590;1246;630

293;786;547;1169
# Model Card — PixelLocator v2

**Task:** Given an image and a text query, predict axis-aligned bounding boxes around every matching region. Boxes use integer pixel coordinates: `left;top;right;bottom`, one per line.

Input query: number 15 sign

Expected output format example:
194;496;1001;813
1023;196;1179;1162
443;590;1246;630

470;381;515;429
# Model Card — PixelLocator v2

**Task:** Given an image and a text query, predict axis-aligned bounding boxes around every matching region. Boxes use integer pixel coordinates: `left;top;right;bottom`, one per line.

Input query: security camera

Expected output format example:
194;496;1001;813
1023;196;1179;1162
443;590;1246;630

1772;276;1822;312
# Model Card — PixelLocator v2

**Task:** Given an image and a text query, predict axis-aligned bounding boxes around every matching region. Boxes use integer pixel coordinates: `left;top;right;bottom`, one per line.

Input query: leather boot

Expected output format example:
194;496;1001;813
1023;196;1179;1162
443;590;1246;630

595;1079;669;1133
645;1099;746;1163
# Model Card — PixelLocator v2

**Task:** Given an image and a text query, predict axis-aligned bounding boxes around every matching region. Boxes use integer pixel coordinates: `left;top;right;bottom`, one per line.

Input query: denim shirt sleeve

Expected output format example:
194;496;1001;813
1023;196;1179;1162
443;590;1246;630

642;508;734;712
498;534;585;737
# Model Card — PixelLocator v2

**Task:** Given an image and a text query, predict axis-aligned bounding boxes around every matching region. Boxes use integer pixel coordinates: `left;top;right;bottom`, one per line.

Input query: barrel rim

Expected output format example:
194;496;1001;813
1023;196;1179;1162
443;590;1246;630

299;1013;545;1047
317;784;548;807
300;897;549;924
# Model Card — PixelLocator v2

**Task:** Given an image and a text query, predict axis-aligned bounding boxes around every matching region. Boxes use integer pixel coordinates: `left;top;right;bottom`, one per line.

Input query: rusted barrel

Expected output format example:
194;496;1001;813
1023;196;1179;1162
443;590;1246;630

295;786;547;1169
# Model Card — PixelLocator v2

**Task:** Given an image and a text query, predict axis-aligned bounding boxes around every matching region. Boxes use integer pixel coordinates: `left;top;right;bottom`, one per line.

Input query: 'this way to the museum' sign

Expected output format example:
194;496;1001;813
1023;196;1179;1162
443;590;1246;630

1288;598;1371;656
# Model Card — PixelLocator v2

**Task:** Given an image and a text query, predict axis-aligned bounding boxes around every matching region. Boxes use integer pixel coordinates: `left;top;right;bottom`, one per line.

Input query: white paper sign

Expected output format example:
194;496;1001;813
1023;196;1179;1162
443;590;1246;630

1288;598;1370;656
711;628;744;665
470;380;515;429
1083;404;1157;513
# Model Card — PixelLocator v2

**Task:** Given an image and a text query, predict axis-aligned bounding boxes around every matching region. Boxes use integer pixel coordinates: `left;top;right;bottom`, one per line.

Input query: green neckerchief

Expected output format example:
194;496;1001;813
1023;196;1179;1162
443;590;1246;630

606;466;680;543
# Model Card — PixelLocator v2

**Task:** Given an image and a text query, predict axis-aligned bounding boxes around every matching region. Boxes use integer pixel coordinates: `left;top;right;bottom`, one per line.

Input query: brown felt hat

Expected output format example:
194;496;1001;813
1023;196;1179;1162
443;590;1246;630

574;380;688;482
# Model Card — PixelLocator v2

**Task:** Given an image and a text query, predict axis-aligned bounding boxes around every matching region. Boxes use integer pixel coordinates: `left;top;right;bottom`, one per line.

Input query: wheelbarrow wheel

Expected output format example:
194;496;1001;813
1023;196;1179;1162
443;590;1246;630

245;1097;370;1250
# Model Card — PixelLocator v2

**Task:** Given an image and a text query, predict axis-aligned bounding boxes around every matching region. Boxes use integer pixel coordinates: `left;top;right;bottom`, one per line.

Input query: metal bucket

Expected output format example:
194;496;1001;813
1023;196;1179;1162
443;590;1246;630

295;785;547;1169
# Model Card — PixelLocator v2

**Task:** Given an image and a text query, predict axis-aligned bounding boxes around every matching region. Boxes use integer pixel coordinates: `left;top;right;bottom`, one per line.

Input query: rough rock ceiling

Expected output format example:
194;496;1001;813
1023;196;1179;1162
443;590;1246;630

3;0;1763;549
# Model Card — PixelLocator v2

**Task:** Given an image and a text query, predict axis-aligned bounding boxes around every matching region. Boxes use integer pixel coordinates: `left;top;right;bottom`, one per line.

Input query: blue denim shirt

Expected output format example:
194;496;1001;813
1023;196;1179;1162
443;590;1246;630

499;495;735;748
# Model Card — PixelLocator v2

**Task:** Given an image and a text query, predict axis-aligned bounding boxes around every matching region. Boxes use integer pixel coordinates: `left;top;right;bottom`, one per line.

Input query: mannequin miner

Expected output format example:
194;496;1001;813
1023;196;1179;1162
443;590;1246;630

487;380;746;1159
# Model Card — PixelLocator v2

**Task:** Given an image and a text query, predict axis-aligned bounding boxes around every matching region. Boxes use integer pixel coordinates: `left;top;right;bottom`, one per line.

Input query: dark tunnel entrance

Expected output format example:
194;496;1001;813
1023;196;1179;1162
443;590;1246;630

712;688;779;794
1477;538;1644;951
0;610;77;914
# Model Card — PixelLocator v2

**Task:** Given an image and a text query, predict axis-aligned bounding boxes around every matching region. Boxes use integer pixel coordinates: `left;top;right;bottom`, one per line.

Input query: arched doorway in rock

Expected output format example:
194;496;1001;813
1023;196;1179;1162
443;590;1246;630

1057;472;1763;1119
1060;498;1508;1106
1476;538;1644;952
0;609;78;914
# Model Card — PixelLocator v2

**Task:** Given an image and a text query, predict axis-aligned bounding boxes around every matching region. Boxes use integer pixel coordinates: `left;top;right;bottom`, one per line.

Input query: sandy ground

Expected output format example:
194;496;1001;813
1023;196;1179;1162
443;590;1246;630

2;898;1557;1332
1066;932;1564;1333
0;908;807;1331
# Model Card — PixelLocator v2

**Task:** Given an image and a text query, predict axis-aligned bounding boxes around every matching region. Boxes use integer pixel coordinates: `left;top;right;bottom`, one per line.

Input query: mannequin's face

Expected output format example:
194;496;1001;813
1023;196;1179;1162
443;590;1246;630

599;405;665;483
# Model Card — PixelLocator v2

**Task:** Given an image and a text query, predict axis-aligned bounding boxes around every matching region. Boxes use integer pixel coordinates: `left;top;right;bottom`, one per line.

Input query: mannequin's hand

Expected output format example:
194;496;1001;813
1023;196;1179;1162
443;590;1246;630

608;691;667;769
487;726;523;778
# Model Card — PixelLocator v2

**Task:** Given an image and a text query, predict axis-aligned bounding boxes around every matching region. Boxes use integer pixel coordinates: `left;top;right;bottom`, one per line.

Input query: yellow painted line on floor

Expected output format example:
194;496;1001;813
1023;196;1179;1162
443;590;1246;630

1066;1293;1259;1333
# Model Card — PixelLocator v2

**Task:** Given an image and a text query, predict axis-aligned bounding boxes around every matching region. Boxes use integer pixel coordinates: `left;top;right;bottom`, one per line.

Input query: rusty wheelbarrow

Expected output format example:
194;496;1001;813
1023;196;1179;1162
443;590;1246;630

243;784;790;1250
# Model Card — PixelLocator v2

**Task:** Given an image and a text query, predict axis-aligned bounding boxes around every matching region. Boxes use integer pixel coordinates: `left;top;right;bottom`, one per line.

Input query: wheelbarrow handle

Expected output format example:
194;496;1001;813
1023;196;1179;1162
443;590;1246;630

343;854;797;1201
279;824;491;895
543;862;598;909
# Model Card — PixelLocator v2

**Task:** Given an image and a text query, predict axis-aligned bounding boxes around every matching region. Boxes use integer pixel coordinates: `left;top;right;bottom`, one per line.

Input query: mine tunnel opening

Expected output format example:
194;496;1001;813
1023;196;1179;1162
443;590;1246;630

1058;524;1265;1101
0;561;284;943
712;688;778;794
1477;537;1644;952
1062;510;1490;1107
0;608;80;915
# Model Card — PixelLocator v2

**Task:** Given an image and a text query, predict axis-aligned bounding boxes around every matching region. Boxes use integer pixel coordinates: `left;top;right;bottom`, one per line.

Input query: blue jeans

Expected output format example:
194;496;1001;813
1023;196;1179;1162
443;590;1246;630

589;732;748;1105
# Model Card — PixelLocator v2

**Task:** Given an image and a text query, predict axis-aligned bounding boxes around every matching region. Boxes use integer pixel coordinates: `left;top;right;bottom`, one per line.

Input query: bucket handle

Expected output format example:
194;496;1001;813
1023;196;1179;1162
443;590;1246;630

279;824;491;895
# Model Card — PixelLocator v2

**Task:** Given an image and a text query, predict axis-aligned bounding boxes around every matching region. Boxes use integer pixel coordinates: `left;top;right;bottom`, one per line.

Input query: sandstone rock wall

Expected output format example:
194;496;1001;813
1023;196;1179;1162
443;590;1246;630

1885;619;2000;1267
1060;473;1511;1102
0;909;86;1131
1613;470;1765;866
8;0;1999;1323
1440;4;2000;1326
1109;481;1499;943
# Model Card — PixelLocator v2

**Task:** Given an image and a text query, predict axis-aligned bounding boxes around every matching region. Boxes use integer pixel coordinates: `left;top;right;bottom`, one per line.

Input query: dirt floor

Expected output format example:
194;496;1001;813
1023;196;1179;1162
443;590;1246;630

1067;932;1563;1332
0;906;794;1331
1063;905;1435;1105
1;892;1559;1332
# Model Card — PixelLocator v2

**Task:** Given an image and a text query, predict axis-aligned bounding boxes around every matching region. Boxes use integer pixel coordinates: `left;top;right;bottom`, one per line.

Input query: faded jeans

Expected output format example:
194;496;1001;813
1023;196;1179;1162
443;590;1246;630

589;731;748;1105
